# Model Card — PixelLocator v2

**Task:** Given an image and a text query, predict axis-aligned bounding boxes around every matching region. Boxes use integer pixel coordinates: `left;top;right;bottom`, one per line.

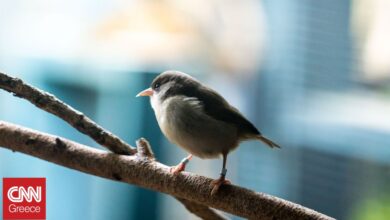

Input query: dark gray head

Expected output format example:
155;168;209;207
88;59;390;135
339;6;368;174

149;70;201;102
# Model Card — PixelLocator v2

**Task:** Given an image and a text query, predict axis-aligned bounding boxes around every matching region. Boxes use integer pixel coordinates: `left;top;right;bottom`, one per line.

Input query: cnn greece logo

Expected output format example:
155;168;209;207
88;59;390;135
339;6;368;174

8;186;42;203
3;178;46;219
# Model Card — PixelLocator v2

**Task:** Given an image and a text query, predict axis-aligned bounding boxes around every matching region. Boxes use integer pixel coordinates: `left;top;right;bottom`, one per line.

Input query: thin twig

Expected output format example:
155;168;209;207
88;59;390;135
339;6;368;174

0;72;135;155
0;121;334;220
136;138;155;159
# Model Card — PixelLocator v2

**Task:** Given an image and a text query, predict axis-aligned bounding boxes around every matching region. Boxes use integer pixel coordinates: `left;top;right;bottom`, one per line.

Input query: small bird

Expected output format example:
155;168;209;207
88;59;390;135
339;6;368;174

137;70;280;195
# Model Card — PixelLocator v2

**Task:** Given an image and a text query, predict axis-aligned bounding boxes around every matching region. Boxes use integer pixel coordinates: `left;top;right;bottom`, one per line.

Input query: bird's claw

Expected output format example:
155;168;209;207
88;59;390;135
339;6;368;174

170;155;192;175
210;177;231;195
170;162;186;174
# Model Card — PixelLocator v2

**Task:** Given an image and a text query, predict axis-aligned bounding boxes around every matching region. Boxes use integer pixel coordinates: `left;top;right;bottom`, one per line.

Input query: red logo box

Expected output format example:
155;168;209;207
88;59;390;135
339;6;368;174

3;178;46;219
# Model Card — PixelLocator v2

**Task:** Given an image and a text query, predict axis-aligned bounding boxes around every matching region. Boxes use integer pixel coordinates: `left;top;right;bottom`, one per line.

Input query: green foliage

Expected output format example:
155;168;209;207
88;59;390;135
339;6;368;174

350;194;390;220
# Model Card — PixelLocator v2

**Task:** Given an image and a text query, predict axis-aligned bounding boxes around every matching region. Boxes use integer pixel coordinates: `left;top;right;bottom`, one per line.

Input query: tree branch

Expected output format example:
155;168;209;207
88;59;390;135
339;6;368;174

0;121;334;220
0;72;135;155
0;72;223;219
175;197;226;220
134;138;224;219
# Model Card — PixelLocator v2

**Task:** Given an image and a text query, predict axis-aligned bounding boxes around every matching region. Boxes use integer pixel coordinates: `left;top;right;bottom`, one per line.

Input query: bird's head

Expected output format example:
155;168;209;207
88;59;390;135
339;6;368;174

136;70;199;109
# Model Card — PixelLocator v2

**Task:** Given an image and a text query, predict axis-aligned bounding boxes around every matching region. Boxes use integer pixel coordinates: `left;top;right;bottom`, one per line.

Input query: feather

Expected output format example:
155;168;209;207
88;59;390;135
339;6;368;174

256;135;281;148
180;85;261;138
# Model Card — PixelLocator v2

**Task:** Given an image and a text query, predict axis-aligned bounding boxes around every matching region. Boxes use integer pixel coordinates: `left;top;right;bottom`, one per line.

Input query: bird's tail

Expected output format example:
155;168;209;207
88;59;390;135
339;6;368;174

256;135;281;148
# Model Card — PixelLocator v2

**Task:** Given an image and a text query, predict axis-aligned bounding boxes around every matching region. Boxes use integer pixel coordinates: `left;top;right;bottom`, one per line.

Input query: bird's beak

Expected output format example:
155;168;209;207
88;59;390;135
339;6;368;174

136;88;154;97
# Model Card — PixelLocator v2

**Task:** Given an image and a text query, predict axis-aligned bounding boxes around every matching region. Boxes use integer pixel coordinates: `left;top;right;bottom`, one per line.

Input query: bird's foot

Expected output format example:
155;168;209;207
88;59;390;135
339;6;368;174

170;163;186;174
210;176;231;195
170;155;192;175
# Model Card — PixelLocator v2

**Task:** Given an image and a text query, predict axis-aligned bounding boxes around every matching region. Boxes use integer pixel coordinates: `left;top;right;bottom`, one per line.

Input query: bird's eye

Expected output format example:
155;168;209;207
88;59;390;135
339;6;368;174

154;83;160;90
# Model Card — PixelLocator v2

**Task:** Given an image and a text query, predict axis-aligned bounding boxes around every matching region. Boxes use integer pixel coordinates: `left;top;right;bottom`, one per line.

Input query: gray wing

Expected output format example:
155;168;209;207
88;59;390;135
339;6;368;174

181;85;261;137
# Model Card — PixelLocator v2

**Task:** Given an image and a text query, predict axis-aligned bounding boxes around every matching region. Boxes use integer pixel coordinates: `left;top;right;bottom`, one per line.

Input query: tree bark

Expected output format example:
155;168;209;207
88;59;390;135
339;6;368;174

0;72;222;219
0;72;334;219
0;72;135;155
0;121;333;220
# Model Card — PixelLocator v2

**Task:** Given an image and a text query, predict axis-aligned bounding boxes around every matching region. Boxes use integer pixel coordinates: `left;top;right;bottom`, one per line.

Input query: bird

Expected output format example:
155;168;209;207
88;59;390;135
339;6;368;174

136;70;280;195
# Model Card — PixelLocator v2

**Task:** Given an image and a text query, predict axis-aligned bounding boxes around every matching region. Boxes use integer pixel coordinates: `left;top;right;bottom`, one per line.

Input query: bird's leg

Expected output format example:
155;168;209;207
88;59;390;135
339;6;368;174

210;153;231;195
170;154;193;174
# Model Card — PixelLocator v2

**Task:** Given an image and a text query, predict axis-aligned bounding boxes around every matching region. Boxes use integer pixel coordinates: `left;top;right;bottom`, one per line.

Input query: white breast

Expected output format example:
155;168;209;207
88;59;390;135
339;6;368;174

151;95;238;159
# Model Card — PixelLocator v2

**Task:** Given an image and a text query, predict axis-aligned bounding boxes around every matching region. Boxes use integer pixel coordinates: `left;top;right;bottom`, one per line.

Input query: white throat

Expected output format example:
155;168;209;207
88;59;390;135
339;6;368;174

150;94;160;114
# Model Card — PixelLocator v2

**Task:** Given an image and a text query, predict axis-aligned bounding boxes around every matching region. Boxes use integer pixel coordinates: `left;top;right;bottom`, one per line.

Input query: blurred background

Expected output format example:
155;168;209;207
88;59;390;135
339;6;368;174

0;0;389;219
